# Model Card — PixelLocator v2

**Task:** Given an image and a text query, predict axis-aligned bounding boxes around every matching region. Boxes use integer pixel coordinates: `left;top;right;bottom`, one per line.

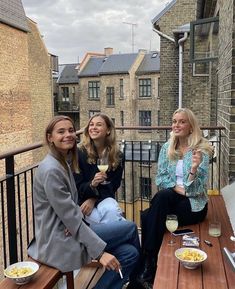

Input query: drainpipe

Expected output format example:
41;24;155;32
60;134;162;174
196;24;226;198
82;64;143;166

152;28;175;43
178;32;188;108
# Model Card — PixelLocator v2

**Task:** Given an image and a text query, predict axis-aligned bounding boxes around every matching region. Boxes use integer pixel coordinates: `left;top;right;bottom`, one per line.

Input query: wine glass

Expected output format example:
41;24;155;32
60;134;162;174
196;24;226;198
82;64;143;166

166;214;178;245
97;150;110;185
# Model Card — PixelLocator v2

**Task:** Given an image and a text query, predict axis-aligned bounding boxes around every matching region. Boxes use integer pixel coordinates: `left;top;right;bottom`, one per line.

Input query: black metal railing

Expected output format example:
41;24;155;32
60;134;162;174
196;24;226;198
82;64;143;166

0;126;224;278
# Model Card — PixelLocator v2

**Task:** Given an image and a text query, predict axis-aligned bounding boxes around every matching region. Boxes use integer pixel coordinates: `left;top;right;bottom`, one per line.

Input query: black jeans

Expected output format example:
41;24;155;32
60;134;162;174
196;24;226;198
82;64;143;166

141;188;208;254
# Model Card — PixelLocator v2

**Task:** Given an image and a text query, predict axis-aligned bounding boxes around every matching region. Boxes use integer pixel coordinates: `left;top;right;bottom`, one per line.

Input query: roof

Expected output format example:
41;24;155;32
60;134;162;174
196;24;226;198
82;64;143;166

136;51;160;75
79;51;160;77
0;0;29;32
57;64;79;84
79;57;106;77
99;53;138;75
151;0;177;25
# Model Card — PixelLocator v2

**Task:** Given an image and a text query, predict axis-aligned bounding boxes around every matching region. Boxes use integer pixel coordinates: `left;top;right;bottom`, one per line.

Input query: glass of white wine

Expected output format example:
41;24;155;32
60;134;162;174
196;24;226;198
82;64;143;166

97;150;110;185
166;214;178;245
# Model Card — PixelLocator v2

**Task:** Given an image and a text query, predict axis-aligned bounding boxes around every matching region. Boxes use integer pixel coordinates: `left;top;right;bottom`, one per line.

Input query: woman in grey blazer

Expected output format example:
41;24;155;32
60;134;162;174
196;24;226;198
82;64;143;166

28;115;140;289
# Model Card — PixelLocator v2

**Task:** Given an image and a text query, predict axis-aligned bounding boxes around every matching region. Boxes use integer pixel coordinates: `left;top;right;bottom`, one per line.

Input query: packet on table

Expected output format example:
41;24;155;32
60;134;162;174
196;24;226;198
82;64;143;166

182;234;199;247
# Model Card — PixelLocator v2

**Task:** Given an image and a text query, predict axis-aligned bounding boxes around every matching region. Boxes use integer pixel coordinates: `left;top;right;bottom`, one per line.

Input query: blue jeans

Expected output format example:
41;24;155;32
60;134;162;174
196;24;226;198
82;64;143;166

90;220;140;289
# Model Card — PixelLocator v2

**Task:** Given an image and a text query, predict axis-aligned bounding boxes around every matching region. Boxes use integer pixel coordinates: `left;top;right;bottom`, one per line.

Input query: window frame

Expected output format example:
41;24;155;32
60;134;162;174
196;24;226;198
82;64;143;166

139;177;152;199
139;78;151;98
106;87;115;106
61;87;69;102
190;16;219;63
88;81;100;99
139;110;151;126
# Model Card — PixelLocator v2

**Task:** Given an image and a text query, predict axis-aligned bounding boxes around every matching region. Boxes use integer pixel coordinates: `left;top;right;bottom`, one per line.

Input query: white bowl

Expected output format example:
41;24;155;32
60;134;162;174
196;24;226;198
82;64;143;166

175;248;207;269
4;261;39;285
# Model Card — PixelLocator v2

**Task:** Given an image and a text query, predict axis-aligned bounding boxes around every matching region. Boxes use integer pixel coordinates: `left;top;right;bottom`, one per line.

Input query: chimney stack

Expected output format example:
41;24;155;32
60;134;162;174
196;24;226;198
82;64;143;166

104;47;113;56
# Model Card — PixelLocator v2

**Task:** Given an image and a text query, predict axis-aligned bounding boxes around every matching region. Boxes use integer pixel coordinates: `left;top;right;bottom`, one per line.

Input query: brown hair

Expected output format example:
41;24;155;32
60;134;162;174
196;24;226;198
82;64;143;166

45;115;78;172
79;113;121;169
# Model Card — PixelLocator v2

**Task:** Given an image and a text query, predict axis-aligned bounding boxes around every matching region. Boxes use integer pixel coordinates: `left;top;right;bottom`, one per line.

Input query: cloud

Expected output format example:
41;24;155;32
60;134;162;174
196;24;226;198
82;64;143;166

22;0;169;63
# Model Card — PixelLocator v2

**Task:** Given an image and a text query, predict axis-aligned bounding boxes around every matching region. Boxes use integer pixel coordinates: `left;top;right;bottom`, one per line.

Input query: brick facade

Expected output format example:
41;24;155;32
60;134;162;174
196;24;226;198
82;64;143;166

155;0;213;127
0;19;52;172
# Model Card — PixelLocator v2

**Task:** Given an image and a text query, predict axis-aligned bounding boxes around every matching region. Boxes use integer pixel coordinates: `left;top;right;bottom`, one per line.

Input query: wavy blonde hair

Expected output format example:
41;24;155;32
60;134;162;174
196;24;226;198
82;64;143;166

79;113;121;169
168;108;214;160
45;115;78;173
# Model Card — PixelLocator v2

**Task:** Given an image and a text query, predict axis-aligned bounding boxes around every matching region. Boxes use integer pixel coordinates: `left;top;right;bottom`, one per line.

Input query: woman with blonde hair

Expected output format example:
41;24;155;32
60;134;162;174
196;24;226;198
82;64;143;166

74;113;124;224
137;108;213;286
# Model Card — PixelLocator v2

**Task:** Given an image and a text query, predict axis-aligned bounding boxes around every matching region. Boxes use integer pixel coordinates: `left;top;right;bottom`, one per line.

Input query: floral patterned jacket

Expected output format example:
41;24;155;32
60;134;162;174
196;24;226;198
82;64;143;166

156;141;210;212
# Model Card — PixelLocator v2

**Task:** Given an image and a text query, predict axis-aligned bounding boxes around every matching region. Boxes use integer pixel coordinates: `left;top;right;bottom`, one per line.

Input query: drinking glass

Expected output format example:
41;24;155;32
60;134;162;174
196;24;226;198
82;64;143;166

166;214;178;245
97;150;110;185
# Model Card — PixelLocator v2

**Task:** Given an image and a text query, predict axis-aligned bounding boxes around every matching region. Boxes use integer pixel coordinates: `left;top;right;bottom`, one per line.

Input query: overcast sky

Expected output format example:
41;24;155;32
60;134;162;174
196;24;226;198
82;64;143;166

21;0;169;64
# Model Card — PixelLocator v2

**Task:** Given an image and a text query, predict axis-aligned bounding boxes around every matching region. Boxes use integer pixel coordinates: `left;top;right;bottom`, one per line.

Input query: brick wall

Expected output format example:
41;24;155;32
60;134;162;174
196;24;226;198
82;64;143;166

217;0;235;186
0;19;52;172
156;0;212;126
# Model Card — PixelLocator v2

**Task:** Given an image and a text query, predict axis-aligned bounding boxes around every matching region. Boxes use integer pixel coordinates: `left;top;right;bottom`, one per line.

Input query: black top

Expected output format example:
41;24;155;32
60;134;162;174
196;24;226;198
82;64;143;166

74;148;124;205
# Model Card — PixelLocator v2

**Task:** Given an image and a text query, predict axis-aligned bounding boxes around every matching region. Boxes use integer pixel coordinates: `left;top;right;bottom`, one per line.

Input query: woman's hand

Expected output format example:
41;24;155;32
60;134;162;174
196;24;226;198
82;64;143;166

174;185;185;196
99;252;121;273
91;172;107;187
191;149;202;173
80;198;96;216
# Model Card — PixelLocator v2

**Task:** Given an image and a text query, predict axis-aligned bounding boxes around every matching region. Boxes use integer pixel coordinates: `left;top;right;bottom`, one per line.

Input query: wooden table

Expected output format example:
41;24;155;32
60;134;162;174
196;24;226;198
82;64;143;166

153;196;235;289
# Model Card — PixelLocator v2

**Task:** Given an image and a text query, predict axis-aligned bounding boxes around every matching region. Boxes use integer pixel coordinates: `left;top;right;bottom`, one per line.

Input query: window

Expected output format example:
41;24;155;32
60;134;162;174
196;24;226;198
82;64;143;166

61;87;69;102
140;177;151;199
139;111;151;126
190;16;219;63
139;79;151;97
120;111;124;126
106;87;115;106
88;81;100;99
192;62;209;76
120;79;124;99
72;86;75;102
89;110;100;118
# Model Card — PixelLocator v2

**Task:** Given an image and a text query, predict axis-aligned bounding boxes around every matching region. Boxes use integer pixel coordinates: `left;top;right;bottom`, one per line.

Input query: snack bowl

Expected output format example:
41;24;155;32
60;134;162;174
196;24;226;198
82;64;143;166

4;261;39;284
175;247;207;269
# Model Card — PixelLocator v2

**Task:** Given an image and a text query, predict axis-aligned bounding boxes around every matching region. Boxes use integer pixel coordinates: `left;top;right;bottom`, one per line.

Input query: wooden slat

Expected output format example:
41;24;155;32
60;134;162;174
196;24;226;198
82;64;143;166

21;264;62;289
74;263;104;289
211;196;235;288
153;231;181;289
153;196;235;289
177;224;203;289
0;278;21;289
200;198;228;289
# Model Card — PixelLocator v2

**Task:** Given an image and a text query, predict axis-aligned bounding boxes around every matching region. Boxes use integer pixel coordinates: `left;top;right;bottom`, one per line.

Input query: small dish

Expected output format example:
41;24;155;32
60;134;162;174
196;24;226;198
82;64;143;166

175;247;207;269
4;261;39;284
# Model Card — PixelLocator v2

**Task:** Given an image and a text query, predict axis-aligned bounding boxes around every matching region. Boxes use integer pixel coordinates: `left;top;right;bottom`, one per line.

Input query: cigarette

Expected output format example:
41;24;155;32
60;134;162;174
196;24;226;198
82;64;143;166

118;268;123;279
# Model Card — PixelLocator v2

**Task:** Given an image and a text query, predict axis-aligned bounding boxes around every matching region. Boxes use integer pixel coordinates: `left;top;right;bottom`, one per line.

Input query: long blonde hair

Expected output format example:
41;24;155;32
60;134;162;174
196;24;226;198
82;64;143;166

79;113;121;169
168;108;214;160
45;115;78;173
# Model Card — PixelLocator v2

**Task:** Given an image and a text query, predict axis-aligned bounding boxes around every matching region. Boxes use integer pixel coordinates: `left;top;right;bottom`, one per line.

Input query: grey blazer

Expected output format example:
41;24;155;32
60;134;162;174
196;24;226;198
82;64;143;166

28;154;106;272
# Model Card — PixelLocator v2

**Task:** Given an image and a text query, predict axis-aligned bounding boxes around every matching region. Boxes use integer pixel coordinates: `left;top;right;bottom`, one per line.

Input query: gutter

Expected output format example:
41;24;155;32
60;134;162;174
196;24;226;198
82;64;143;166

178;32;188;108
152;28;175;43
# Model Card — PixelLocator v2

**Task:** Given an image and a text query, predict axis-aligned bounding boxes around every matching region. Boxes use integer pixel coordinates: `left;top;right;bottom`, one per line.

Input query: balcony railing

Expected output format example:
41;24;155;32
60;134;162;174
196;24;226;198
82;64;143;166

55;100;79;112
0;126;224;278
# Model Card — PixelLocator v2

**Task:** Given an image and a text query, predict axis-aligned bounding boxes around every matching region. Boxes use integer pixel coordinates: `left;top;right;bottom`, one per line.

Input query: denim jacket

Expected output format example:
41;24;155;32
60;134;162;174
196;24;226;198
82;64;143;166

156;142;210;212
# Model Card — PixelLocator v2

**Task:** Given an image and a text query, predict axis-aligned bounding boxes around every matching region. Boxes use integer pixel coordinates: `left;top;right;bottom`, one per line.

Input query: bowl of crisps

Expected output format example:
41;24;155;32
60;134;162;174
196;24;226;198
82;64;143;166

175;248;207;269
4;261;39;284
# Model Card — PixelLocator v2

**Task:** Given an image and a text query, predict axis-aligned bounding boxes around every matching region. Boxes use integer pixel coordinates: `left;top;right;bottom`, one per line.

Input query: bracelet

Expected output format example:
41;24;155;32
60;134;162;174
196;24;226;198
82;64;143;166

189;172;195;175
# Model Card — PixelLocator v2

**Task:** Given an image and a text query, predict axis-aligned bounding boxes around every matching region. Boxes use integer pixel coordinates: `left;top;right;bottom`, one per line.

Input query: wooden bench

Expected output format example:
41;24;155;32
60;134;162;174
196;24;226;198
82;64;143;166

0;260;104;289
153;195;235;289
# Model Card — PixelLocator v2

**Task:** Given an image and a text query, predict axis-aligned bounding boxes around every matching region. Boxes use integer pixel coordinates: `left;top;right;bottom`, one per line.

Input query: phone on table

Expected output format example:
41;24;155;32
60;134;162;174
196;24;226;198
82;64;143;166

172;228;194;236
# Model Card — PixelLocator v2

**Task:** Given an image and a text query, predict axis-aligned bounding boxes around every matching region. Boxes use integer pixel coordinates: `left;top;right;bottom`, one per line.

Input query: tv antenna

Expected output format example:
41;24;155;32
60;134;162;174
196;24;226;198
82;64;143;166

122;21;138;53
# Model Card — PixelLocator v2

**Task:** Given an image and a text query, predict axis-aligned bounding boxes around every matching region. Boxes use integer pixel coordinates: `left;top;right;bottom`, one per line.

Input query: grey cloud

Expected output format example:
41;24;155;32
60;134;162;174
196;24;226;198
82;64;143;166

22;0;168;63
